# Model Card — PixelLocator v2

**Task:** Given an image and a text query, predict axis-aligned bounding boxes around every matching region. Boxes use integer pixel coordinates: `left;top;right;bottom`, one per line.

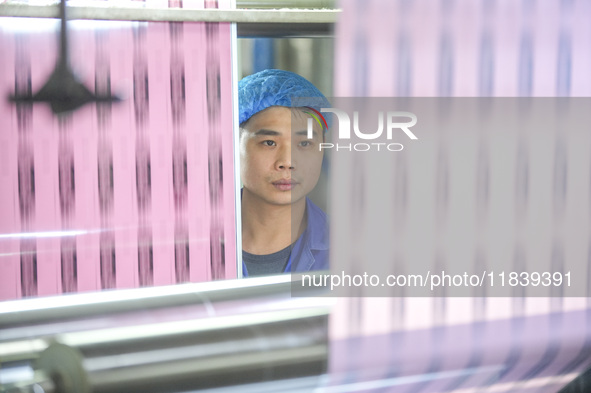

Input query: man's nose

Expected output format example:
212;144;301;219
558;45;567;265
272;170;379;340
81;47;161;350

276;144;294;170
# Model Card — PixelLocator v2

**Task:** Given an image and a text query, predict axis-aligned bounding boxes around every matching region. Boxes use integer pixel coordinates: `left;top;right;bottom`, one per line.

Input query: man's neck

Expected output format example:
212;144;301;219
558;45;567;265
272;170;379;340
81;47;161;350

241;190;307;255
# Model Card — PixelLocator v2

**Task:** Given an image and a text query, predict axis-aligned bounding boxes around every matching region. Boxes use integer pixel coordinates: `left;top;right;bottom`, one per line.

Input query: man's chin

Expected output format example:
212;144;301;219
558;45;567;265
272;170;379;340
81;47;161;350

268;191;306;207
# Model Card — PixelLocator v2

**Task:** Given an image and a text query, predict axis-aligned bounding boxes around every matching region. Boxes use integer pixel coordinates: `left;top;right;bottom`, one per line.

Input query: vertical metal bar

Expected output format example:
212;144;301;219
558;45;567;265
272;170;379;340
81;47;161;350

59;0;68;66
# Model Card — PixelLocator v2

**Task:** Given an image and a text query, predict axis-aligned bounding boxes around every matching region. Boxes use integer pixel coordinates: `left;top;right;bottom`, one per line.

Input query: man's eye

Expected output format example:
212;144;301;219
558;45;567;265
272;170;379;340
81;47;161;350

299;141;311;147
263;140;276;147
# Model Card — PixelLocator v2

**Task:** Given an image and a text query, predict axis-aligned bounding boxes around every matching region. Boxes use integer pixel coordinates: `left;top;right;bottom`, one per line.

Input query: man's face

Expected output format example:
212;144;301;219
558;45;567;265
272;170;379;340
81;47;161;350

240;106;324;206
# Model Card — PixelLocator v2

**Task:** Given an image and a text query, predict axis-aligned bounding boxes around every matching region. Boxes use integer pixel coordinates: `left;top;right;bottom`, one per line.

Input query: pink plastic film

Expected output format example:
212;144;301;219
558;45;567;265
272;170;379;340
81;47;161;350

0;1;237;301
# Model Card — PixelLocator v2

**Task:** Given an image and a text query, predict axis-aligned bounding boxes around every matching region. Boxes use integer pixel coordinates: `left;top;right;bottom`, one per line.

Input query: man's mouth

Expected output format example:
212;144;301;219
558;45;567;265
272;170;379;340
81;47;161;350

272;179;297;191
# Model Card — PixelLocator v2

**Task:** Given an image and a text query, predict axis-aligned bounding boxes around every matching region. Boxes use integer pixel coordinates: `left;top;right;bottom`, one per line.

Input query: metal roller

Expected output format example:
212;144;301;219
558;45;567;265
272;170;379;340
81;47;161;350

0;3;338;37
36;308;327;393
0;276;331;393
0;275;324;342
236;0;336;8
0;275;330;367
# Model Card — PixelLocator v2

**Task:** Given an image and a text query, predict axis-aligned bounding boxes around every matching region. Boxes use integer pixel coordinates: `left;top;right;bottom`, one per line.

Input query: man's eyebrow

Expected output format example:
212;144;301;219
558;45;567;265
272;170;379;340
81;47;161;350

295;130;318;138
253;129;281;136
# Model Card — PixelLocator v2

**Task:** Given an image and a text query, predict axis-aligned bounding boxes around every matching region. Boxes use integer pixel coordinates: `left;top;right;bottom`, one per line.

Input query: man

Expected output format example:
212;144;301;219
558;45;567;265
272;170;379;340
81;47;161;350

238;69;329;277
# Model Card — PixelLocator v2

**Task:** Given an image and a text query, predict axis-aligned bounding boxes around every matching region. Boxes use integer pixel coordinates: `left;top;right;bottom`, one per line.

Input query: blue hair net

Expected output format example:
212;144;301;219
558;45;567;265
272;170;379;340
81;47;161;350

238;69;330;128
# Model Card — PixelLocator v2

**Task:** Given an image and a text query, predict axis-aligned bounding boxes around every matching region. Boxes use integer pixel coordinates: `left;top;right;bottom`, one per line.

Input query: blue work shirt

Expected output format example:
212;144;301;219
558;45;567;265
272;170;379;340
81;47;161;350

242;197;329;277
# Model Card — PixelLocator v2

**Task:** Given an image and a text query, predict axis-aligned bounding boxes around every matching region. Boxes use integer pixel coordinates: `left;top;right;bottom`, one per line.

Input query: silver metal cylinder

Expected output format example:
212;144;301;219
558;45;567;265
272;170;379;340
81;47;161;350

1;275;331;392
0;3;339;37
33;307;328;393
0;275;314;342
236;0;336;8
1;371;55;393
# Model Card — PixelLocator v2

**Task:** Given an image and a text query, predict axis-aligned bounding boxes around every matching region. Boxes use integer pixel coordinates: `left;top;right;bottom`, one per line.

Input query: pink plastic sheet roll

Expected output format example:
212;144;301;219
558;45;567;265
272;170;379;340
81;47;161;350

328;0;591;391
0;0;237;301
